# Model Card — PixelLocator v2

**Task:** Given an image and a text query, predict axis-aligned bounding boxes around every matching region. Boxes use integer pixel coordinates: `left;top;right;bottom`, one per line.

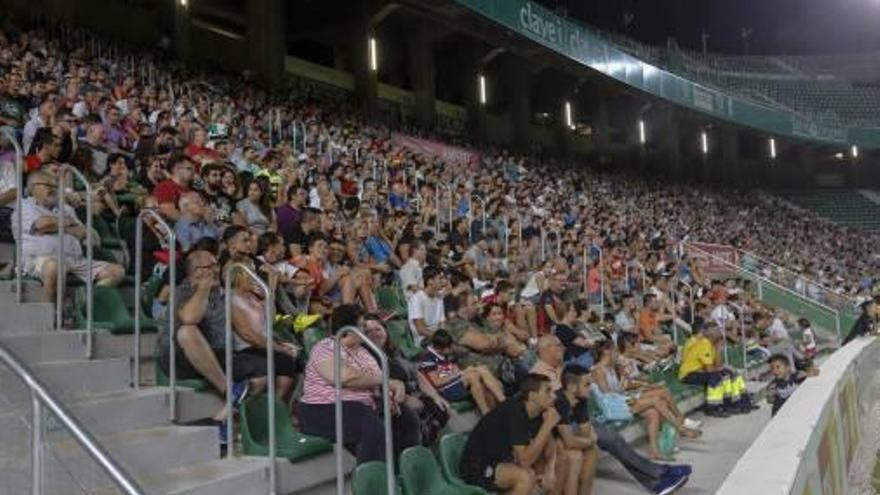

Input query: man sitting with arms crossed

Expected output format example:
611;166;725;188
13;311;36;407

459;374;560;495
14;170;125;303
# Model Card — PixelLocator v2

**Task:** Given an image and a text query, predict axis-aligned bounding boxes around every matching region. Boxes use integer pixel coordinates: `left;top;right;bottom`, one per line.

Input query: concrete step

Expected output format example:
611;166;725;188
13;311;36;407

0;386;227;452
133;457;271;495
276;451;355;495
0;300;55;333
0;425;219;493
0;280;46;305
0;357;131;405
0;331;156;364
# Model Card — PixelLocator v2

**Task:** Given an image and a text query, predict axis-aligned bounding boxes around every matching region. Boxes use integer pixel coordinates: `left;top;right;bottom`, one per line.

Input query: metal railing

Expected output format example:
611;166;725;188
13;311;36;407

737;248;856;310
541;228;561;261
334;325;394;495
56;165;93;358
729;302;750;377
224;263;277;494
132;210;177;420
468;195;487;242
434;183;453;235
0;342;145;495
686;242;843;343
2;128;23;303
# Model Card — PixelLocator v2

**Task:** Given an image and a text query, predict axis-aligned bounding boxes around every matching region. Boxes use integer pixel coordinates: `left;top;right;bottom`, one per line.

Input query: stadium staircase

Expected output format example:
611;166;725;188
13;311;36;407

776;189;880;233
0;276;352;494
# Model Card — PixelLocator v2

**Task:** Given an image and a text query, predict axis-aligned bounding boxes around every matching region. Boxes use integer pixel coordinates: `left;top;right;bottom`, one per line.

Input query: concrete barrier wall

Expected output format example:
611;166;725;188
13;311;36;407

717;337;879;495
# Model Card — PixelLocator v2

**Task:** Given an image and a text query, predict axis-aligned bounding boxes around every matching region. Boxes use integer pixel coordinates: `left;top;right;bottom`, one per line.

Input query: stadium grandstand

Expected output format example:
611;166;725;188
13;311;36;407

0;1;878;495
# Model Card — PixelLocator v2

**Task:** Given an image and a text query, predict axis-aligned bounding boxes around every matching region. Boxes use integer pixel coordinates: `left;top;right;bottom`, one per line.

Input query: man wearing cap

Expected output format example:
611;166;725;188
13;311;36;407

842;298;877;345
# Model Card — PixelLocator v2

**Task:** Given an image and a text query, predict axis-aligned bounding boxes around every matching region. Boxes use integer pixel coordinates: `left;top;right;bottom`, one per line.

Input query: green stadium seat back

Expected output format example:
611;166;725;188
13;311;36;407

154;362;211;391
376;286;407;315
240;394;332;461
352;461;400;495
301;325;329;355
437;433;488;493
400;446;483;495
92;214;123;249
385;320;422;360
73;285;159;335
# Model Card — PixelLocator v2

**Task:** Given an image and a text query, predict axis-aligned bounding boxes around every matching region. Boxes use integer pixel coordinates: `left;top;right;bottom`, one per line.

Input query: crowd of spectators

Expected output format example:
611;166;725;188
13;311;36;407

0;21;877;495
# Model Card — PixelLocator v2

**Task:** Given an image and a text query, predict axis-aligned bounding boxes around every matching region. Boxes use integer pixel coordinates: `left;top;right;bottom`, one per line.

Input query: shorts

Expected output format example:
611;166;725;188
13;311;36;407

439;377;469;402
159;340;300;383
26;255;118;282
461;463;504;492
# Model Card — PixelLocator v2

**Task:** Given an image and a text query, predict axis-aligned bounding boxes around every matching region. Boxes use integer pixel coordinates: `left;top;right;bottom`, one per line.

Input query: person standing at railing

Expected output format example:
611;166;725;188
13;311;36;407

841;298;877;345
13;170;125;303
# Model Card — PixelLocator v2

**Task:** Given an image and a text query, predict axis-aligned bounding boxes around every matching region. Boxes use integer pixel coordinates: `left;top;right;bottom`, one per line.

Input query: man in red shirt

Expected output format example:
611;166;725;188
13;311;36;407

25;132;61;173
152;154;195;222
184;128;219;172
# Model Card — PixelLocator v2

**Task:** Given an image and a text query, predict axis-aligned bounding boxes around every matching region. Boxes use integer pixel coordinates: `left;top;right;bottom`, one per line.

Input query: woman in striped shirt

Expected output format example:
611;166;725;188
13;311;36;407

296;304;414;464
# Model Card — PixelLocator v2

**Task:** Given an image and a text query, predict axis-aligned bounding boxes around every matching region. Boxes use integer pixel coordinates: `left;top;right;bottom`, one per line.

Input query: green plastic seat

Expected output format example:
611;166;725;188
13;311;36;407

438;433;489;494
352;461;399;495
73;285;159;335
400;446;484;495
154;362;212;391
450;400;475;414
376;286;407;316
240;395;332;461
301;325;330;355
93;214;123;249
385;320;422;360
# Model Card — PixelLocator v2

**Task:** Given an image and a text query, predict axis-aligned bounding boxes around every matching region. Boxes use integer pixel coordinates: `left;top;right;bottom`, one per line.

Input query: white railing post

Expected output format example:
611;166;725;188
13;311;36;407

133;211;176;409
224;263;276;494
31;391;42;495
56;165;93;358
2;128;23;303
334;326;394;495
593;245;605;317
582;245;589;298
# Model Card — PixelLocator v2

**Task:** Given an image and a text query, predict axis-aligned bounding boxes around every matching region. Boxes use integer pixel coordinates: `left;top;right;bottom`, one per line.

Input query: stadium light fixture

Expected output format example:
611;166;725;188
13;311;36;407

638;119;646;144
851;145;859;159
368;36;378;72
179;0;187;7
478;75;487;105
769;138;776;159
564;101;573;129
701;131;708;155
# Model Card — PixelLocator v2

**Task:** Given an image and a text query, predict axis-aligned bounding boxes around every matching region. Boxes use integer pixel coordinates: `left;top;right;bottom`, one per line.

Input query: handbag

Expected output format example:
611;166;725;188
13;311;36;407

591;387;634;423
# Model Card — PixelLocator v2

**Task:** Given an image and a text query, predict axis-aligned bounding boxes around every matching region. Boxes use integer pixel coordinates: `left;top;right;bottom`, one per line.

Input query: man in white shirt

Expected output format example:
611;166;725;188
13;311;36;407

14;171;125;302
399;240;426;294
407;265;445;346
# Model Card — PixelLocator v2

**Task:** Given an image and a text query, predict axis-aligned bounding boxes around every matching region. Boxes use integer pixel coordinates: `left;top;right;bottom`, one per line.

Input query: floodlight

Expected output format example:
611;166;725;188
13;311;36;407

368;36;378;72
638;119;646;144
479;75;487;105
769;138;776;159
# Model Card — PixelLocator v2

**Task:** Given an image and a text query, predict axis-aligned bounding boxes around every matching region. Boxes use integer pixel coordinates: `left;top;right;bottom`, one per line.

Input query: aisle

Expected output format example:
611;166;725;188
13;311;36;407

592;402;773;495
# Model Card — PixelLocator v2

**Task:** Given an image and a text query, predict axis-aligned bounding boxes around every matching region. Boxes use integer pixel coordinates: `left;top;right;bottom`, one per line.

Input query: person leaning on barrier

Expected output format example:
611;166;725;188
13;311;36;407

13;170;125;303
841;297;878;345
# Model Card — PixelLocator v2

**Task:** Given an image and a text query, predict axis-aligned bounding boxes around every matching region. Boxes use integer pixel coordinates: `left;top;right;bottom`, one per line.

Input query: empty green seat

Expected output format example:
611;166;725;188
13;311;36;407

73;285;159;335
154;362;211;391
400;446;484;495
240;395;332;461
438;433;489;494
385;320;422;360
376;286;407;316
352;461;399;495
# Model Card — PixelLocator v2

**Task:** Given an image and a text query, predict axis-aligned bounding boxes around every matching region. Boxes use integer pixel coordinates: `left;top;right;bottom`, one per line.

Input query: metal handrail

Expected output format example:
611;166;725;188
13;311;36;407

540;228;561;261
737;248;856;309
729;302;750;377
133;210;177;421
2;128;23;303
0;342;145;495
334;325;394;495
56;165;93;358
468;195;487;242
686;242;843;342
582;245;605;316
224;263;277;494
678;280;695;325
434;183;453;234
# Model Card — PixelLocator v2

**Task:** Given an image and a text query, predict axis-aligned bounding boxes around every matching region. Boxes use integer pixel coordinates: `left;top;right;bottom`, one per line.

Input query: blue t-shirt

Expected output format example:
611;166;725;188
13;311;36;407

364;236;392;263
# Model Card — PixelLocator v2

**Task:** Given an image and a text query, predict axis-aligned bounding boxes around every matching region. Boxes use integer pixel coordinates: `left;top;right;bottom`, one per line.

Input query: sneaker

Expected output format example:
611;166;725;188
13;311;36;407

230;380;249;408
683;418;703;430
704;407;729;418
293;313;323;333
663;464;693;478
652;473;689;495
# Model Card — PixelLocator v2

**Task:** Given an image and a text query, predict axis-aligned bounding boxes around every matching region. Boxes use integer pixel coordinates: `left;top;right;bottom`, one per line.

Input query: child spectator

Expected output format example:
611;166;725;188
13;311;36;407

766;353;819;416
